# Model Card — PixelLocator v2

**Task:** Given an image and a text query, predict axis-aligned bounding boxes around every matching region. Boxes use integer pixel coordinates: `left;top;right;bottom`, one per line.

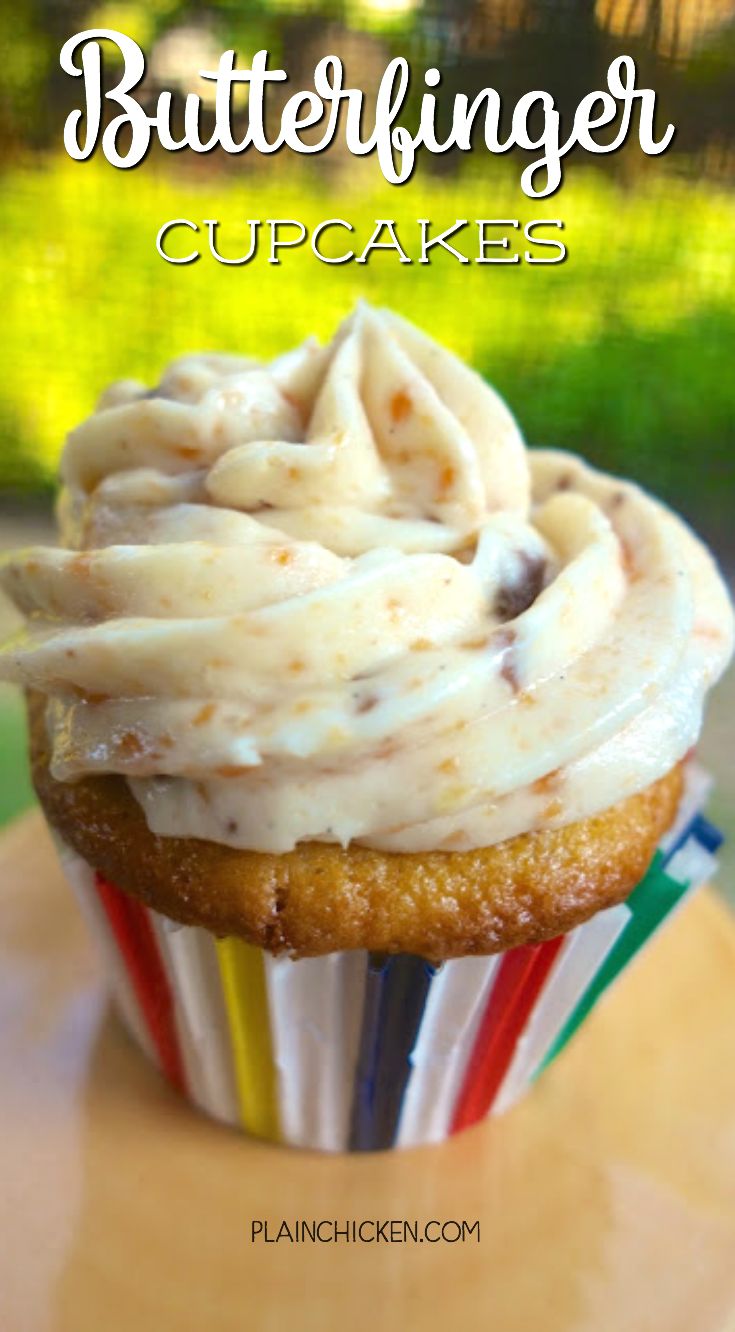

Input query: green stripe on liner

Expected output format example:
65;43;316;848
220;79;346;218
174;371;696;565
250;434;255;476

536;851;692;1076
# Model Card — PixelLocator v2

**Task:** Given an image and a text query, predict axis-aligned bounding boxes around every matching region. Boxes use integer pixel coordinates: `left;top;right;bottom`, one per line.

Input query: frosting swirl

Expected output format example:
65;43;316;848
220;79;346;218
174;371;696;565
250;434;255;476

1;305;732;853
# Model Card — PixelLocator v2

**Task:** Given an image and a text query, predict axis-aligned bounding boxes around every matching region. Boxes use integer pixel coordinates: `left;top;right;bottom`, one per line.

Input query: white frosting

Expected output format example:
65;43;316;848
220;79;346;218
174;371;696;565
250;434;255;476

1;305;732;853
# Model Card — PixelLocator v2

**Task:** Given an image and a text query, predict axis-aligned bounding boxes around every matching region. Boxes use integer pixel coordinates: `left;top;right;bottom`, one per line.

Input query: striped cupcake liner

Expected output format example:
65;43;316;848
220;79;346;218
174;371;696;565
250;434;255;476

54;768;721;1152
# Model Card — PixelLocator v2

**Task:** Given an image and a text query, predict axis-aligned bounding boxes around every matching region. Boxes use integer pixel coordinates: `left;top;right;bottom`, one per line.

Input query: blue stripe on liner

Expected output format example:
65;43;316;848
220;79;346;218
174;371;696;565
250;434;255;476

349;953;437;1152
690;814;723;856
664;808;722;864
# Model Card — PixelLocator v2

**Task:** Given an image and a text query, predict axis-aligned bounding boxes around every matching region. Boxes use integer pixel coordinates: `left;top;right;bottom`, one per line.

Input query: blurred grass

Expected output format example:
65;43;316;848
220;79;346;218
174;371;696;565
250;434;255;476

0;156;733;536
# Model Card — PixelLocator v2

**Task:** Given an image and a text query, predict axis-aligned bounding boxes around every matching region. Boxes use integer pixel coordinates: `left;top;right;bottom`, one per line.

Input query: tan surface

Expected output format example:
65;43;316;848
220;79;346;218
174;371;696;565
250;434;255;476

1;811;735;1332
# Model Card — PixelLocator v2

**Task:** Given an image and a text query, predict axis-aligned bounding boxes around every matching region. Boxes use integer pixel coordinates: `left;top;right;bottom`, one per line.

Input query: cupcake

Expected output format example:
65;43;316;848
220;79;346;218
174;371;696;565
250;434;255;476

1;305;732;1150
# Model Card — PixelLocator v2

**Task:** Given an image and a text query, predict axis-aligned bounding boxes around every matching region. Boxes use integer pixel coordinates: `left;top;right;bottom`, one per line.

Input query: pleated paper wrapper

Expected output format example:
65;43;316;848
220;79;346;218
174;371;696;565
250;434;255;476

54;766;721;1152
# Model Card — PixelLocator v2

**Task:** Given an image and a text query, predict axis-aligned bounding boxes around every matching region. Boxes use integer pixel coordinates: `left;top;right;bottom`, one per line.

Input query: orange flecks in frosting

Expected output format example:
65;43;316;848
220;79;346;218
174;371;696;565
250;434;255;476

193;703;216;727
271;547;294;566
439;830;466;849
454;545;476;565
117;730;145;758
214;765;254;778
619;538;640;583
174;445;203;462
71;553;92;580
437;756;460;775
437;465;456;498
436;782;470;813
532;768;562;796
281;390;306;424
694;622;724;641
410;637;434;652
375;738;399;760
542;797;564;820
390;389;412;423
288;658;306;674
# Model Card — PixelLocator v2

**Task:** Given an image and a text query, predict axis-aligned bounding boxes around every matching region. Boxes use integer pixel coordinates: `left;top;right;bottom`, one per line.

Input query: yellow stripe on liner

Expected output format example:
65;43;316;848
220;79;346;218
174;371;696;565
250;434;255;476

215;938;280;1142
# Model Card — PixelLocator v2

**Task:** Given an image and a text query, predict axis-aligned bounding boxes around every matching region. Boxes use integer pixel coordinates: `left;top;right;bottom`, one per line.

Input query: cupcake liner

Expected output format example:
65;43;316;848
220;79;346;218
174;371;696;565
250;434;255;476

54;767;721;1152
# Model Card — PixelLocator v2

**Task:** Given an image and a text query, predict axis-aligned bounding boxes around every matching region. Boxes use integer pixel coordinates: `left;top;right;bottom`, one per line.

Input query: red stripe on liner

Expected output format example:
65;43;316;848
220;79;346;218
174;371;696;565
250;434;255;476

451;935;564;1134
94;873;187;1095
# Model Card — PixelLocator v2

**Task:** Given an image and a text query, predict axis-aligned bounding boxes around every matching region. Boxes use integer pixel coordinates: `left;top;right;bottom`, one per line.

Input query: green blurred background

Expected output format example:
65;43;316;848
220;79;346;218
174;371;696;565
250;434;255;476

0;0;733;889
